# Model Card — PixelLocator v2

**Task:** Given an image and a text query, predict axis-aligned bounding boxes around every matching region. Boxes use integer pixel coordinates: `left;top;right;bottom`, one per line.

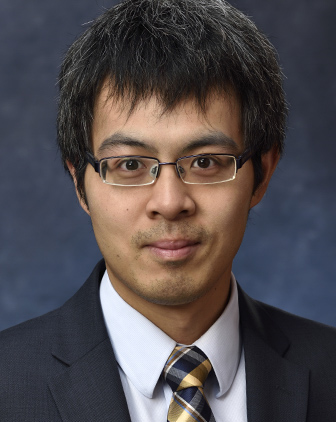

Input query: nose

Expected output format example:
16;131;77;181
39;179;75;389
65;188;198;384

145;165;196;221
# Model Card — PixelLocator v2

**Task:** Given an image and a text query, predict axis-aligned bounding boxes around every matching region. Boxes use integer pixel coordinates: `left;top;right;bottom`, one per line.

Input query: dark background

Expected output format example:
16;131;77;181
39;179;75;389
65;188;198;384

1;0;335;331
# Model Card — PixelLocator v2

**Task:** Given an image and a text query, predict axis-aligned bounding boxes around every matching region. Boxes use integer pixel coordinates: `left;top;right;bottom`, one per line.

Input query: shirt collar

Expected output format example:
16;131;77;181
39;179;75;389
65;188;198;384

100;271;241;399
194;274;241;397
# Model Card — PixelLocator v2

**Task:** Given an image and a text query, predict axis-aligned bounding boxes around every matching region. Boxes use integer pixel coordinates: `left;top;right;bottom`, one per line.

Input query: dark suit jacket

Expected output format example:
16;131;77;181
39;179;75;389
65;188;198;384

1;260;336;421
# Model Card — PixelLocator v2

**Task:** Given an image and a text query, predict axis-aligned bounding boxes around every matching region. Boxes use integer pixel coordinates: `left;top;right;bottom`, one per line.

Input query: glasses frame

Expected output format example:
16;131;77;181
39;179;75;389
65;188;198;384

85;150;252;186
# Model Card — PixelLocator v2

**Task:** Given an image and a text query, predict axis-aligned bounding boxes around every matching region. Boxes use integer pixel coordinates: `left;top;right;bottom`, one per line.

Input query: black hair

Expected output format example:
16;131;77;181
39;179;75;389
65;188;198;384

57;0;287;200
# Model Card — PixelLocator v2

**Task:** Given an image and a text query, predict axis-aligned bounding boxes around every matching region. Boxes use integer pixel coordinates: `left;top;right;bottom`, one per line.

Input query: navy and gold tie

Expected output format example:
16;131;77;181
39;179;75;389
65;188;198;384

164;345;216;422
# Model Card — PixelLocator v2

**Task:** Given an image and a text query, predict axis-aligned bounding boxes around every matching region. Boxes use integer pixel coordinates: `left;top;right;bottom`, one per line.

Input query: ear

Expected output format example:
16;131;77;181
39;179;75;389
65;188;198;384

66;161;90;216
249;147;280;209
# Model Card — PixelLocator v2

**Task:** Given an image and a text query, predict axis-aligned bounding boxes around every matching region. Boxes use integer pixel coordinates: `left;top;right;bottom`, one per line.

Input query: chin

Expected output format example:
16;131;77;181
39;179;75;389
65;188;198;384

132;278;210;307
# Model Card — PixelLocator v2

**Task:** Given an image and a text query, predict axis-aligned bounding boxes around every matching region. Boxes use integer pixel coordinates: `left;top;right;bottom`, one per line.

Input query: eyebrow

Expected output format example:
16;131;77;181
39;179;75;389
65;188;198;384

97;133;158;155
181;132;240;154
96;131;240;156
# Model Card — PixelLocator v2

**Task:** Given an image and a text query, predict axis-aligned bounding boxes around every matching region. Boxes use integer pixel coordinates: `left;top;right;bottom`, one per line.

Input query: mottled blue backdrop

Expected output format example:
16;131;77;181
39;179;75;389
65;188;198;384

0;0;335;330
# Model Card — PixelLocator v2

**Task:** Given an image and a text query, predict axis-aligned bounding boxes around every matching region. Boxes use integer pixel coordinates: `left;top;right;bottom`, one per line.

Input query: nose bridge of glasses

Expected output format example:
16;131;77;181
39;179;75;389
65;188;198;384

156;161;182;179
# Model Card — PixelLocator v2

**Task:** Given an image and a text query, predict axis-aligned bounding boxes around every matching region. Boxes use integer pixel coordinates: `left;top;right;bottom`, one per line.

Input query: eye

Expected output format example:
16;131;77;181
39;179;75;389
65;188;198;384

119;158;145;171
191;156;216;169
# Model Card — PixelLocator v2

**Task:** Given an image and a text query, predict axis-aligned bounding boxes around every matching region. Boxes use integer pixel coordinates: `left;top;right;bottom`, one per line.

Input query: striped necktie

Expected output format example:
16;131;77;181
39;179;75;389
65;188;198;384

164;345;216;422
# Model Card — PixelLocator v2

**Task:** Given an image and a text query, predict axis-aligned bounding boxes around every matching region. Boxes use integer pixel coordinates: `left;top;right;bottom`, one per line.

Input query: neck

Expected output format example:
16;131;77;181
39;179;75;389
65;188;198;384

147;294;230;345
108;271;231;344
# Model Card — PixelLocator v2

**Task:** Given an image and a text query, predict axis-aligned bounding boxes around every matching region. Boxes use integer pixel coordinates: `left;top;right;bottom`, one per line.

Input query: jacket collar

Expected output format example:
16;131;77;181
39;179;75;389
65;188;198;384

48;260;132;422
238;285;309;422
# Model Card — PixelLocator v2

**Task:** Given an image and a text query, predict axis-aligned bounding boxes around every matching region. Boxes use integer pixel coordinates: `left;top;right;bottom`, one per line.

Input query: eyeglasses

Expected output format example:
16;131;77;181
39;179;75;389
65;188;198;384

85;150;252;187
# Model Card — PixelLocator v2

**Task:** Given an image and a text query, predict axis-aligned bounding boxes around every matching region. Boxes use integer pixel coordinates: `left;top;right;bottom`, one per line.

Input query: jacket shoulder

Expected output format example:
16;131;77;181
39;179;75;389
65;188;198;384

244;294;336;389
0;261;109;421
256;299;336;349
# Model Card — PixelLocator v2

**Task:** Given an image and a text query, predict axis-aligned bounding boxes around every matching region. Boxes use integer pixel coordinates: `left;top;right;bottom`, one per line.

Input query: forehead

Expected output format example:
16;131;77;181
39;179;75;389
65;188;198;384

91;86;243;157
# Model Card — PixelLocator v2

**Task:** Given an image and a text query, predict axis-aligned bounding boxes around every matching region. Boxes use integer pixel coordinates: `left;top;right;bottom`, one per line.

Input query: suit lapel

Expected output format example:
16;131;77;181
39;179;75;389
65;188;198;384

238;286;309;422
48;260;131;422
49;338;131;422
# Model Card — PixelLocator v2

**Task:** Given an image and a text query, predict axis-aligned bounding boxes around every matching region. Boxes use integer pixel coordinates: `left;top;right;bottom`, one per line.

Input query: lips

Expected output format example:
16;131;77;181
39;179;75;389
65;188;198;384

145;239;200;260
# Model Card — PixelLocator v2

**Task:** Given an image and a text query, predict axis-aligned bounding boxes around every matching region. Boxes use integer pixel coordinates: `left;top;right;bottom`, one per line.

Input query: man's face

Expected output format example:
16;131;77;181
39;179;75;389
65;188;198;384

79;87;264;311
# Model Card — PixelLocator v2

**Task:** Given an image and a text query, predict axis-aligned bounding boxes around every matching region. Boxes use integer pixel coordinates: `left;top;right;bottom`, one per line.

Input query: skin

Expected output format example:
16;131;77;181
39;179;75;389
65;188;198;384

68;87;278;344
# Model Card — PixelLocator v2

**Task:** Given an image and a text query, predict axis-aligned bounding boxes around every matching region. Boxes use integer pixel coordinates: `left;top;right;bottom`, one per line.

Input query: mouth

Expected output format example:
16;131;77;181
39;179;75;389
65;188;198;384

144;239;200;260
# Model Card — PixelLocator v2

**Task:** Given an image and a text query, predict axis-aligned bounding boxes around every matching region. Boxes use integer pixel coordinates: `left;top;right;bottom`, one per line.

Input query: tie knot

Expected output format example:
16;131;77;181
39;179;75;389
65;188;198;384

164;346;213;393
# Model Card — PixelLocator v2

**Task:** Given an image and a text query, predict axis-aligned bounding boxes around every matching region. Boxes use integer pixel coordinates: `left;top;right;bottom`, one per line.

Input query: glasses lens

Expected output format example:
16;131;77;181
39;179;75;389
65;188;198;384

178;154;236;184
100;157;159;186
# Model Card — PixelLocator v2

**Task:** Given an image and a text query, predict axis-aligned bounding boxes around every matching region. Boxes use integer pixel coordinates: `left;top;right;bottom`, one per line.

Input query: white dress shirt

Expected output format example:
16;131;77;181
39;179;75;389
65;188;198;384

100;271;247;422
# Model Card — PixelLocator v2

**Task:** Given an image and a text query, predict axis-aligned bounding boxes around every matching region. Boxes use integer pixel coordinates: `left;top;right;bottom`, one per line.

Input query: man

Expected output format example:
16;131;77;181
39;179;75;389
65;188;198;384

1;0;336;421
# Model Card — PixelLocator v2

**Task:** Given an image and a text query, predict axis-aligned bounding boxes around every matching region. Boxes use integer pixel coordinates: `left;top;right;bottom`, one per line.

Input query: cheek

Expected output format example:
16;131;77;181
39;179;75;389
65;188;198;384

203;186;252;249
206;185;251;223
86;185;147;246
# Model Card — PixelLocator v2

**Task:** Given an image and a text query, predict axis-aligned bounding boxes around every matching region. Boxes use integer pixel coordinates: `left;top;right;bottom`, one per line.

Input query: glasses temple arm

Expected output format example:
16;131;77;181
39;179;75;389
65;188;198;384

236;149;253;171
85;152;100;174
